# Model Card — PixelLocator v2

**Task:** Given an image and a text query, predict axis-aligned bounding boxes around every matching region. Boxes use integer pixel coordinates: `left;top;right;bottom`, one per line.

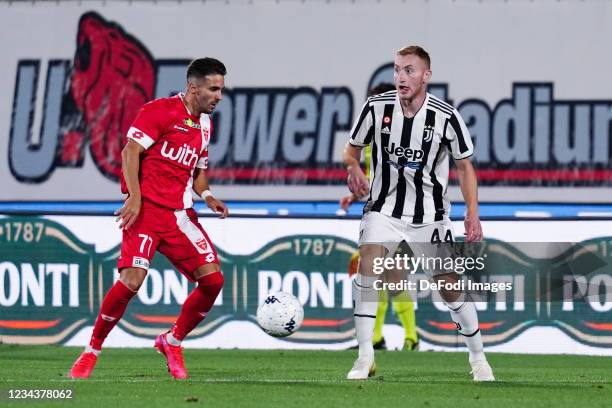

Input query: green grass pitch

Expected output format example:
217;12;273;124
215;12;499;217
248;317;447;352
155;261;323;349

1;345;610;407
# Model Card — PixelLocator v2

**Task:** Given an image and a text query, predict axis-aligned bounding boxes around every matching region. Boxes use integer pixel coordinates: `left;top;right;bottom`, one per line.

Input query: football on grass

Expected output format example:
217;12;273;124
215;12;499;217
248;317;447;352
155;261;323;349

256;292;304;338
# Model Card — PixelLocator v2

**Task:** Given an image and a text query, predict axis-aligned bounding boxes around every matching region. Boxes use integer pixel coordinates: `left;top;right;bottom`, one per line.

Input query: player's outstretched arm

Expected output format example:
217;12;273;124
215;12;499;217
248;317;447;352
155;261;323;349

454;158;482;242
343;143;369;198
193;168;228;219
116;140;145;230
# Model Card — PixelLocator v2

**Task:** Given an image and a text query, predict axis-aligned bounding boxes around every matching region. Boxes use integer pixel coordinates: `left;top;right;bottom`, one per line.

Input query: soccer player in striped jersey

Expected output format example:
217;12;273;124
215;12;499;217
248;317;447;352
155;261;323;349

343;46;494;381
341;83;419;352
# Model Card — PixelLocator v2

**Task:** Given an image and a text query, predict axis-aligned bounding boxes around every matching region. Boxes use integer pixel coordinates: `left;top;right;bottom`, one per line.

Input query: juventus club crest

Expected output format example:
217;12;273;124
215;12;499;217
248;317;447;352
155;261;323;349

423;125;434;142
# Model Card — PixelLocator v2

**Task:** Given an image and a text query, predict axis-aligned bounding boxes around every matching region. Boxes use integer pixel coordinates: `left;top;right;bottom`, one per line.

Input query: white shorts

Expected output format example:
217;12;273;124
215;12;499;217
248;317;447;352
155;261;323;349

358;211;455;276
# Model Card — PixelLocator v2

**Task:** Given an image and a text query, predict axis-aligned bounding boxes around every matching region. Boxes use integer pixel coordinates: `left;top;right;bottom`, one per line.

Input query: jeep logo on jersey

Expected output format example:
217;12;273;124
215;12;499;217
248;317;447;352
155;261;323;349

160;141;199;168
384;143;424;161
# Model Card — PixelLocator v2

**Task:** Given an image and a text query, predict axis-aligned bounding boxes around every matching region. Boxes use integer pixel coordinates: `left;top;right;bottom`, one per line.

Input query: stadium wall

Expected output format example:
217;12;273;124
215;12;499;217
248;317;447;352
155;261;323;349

1;214;611;355
1;0;612;202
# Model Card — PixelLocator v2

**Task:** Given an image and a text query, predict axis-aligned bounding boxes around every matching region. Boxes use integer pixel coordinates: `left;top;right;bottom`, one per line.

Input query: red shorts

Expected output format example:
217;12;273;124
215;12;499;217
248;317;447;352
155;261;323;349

117;200;219;281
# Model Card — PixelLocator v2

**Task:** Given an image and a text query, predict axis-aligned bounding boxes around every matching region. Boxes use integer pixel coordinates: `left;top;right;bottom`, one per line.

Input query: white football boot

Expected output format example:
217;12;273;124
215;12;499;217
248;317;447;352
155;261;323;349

346;355;376;380
470;360;495;382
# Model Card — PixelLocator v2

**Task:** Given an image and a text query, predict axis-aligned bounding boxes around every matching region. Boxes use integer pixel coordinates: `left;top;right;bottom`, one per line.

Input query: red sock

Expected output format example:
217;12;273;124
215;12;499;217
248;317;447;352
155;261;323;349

171;272;224;341
90;280;136;350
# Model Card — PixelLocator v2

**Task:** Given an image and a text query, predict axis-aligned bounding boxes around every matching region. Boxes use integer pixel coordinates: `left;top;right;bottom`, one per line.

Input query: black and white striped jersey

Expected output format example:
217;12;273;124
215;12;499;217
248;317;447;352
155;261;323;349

348;90;473;224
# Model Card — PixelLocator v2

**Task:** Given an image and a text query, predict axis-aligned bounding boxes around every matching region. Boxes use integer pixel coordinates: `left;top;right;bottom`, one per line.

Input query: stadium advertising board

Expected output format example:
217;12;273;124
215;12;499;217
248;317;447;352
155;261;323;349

1;215;611;355
1;3;611;200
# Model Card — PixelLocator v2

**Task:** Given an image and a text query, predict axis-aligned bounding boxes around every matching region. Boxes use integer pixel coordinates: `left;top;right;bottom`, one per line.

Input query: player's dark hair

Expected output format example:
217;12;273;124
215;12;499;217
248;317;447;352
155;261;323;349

368;82;395;97
396;45;431;69
187;58;227;81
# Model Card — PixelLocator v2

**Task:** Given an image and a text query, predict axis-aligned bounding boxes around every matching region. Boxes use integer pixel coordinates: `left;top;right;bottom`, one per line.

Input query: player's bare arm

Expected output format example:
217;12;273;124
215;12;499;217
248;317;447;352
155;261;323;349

343;143;369;198
116;139;145;230
454;158;483;242
193;168;228;219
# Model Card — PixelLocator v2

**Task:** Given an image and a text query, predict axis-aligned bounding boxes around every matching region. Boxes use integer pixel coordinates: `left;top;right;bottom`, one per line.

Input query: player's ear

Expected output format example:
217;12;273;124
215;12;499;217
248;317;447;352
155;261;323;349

423;69;432;83
186;80;197;95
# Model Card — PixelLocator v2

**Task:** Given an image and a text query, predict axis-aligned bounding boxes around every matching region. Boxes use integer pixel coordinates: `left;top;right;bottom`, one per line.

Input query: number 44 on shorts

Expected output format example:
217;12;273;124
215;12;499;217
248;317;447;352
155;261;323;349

430;228;453;245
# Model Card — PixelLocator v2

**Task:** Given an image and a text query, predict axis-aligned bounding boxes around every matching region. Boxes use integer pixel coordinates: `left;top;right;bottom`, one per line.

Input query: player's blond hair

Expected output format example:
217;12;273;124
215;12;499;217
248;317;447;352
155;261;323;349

396;45;431;69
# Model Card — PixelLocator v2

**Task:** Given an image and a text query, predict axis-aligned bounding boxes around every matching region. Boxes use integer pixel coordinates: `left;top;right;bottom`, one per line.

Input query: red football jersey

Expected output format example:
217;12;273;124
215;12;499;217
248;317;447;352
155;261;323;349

121;94;211;210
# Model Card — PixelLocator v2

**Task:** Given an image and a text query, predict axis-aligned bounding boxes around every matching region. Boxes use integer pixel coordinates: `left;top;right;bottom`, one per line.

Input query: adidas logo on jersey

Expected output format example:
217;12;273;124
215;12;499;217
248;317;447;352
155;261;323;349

160;141;199;167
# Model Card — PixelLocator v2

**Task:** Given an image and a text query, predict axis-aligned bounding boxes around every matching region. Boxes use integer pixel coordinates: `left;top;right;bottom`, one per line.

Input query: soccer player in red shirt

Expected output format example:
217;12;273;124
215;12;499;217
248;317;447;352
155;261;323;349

70;58;228;380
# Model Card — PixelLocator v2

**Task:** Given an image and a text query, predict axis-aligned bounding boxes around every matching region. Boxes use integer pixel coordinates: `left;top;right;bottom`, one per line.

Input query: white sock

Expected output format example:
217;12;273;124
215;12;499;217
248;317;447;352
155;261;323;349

166;332;181;346
85;345;101;356
447;298;486;363
352;274;379;358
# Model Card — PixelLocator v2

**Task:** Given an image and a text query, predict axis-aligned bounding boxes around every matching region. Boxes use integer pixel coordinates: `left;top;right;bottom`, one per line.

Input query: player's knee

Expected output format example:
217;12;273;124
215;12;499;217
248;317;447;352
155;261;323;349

443;291;468;313
209;271;224;292
435;273;462;303
193;262;222;280
119;268;147;291
197;270;224;292
358;245;388;277
359;244;387;259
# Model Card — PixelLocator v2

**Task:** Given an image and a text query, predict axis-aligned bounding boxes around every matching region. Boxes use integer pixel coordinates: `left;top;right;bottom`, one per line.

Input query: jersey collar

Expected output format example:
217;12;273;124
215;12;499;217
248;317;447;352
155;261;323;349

396;92;428;120
177;93;201;120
